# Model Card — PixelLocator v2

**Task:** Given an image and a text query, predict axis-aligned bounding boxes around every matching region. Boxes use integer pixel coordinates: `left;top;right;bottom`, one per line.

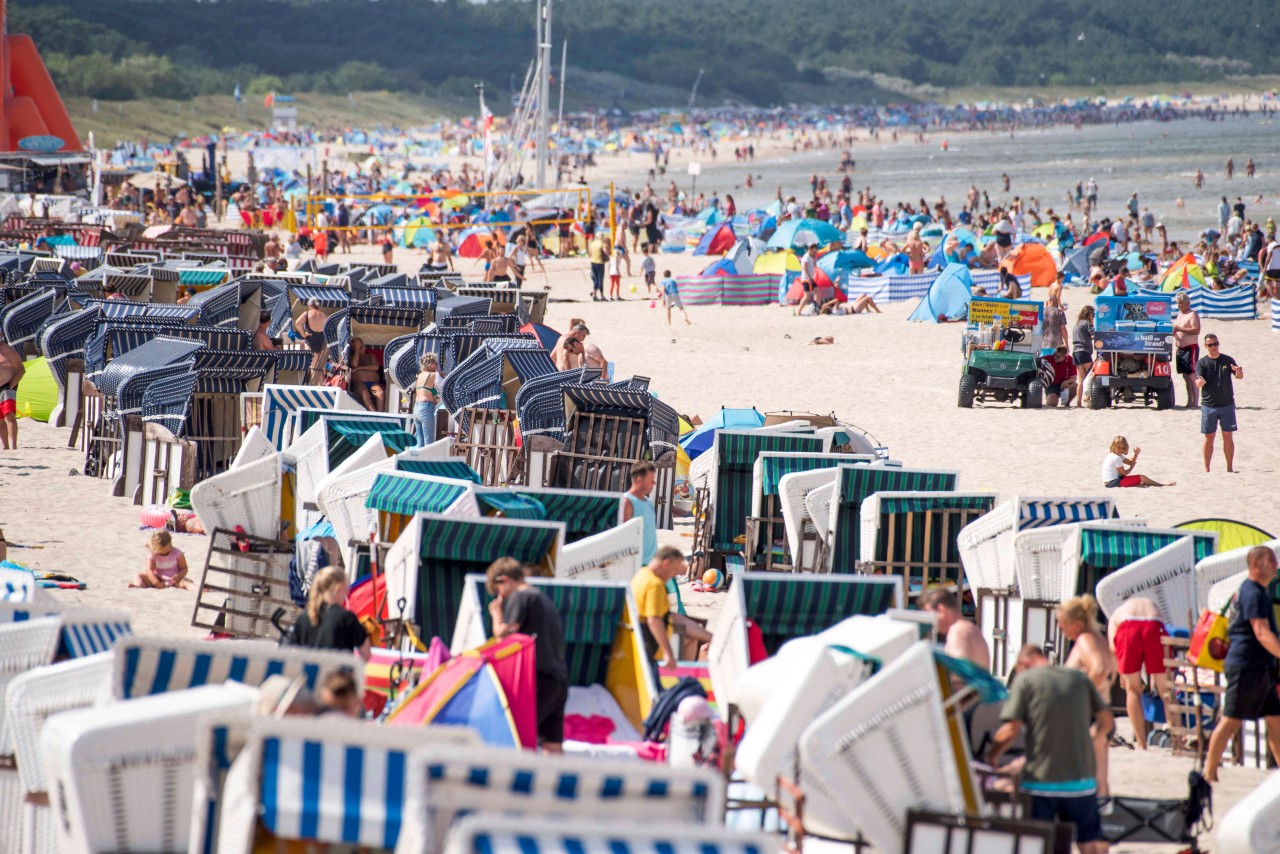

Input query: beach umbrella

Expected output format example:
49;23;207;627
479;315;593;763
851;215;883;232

519;322;561;350
1158;253;1205;291
767;218;844;250
680;407;765;460
127;172;187;190
400;216;436;248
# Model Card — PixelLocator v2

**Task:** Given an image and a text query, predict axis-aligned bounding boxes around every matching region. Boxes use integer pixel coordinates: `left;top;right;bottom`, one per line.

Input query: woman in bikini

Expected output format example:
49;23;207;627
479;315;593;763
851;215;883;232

412;353;443;447
1058;594;1118;796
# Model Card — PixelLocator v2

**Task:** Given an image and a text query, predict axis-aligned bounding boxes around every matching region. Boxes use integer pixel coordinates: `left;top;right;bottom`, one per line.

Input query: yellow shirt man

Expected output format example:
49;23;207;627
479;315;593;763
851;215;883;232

631;565;669;661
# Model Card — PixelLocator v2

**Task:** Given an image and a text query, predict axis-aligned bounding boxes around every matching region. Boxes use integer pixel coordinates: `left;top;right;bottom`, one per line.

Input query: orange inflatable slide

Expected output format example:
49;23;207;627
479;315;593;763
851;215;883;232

1;0;81;151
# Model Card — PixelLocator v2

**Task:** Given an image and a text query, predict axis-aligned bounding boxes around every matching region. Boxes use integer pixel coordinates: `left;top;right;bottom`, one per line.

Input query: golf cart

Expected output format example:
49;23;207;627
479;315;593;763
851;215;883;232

958;297;1045;409
1089;294;1175;411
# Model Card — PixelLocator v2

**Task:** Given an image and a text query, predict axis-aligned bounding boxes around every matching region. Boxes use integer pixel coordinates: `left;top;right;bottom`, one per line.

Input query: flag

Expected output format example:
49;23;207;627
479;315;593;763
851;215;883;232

480;90;495;180
264;91;275;109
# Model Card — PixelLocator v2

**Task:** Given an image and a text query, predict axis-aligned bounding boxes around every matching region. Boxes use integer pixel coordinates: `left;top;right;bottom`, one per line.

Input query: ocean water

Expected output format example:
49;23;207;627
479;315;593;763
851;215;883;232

686;114;1280;245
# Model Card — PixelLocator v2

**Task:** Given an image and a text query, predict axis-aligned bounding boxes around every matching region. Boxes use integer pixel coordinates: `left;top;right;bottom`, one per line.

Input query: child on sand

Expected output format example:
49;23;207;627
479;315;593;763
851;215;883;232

660;270;691;325
607;244;623;300
640;244;656;295
1101;436;1174;488
131;530;193;589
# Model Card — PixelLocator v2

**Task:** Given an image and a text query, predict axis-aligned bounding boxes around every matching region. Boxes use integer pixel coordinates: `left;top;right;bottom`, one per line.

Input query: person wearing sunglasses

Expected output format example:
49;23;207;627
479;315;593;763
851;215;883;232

1194;335;1243;473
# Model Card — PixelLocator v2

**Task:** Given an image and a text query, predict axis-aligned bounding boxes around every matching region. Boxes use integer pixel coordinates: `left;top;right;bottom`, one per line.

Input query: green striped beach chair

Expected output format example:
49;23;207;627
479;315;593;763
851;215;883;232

857;491;995;598
744;451;872;571
816;465;958;573
1095;537;1204;631
453;574;657;729
702;430;822;571
288;411;415;528
383;514;565;645
707;572;903;720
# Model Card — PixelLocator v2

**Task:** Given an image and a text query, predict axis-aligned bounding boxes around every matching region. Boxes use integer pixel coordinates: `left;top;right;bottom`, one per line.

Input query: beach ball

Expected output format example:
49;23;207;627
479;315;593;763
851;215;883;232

649;300;657;308
702;568;724;589
630;284;637;293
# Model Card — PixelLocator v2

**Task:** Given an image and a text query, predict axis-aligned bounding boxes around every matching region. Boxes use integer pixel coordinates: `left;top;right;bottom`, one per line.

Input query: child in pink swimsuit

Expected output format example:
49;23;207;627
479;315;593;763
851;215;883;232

130;530;193;589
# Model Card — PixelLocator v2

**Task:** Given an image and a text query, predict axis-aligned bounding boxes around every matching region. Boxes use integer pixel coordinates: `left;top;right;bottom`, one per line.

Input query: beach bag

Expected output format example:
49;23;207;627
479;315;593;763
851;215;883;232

324;365;348;391
1188;602;1232;672
166;487;192;510
642;676;707;743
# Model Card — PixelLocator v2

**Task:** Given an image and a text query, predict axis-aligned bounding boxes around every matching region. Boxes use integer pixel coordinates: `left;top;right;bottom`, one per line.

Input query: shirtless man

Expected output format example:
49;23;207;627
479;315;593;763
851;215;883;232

294;298;329;385
904;226;928;274
582;338;608;376
0;330;26;449
552;336;585;372
253;313;276;351
1107;597;1174;749
263;233;282;263
427;235;454;272
178;203;200;227
920;589;990;670
1171;292;1201;408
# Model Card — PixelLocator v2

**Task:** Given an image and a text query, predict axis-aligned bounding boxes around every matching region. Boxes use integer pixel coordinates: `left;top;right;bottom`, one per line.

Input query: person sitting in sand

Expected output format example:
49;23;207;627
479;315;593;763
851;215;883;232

131;530;193;590
1101;436;1174;488
345;337;385;411
1042;347;1078;408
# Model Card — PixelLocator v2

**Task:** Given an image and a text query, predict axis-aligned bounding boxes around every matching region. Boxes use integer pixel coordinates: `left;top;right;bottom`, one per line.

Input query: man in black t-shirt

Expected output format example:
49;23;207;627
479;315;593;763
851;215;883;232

486;558;569;752
1194;334;1243;472
1204;546;1280;782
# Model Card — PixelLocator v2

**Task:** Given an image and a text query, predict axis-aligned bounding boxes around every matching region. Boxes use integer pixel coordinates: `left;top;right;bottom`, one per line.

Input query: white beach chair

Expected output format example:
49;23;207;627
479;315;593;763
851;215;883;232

0;566;54;608
707;572;903;721
777;467;841;570
41;682;258;854
796;641;977;851
211;716;478;854
1194;539;1280;613
190;451;288;540
748;452;871;569
0;653;114;854
1057;523;1217;609
230;424;275;470
553;517;644;581
259;383;363;451
111;635;361;700
441;815;774;854
287;411;413;530
1095;537;1200;629
394;744;725;854
1215;760;1280;853
1206;570;1246;615
733;615;920;794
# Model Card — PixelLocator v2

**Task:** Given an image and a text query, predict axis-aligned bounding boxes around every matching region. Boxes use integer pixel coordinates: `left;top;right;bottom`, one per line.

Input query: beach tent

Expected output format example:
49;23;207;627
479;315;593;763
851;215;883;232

874;253;910;275
751;215;778;242
1159;253;1206;291
680;407;765;460
819;250;875;276
456;227;503;258
725;237;764;274
693;223;736;256
387;634;537;749
694;206;725;226
766;218;844;250
1061;246;1092;281
1000;242;1057;289
519;322;560;351
753;251;799;276
929;228;978;268
908;263;973;323
782;267;839;304
700;256;737;276
14;357;56;421
1175;518;1275;554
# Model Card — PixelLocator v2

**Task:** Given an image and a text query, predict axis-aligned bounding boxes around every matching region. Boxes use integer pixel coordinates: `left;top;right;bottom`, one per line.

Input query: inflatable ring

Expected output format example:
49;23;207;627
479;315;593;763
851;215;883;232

139;504;173;529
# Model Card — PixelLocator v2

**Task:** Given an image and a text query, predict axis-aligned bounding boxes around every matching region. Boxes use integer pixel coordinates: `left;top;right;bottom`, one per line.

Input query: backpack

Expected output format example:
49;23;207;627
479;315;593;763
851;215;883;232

641;676;707;743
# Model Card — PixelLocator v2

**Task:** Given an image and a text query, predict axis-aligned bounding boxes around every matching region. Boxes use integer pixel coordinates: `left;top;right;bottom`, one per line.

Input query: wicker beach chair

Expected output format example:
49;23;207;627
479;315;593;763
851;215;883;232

41;682;258;854
1194;539;1280;613
554;517;644;581
210;716;477;854
0;654;113;854
795;642;981;851
779;467;840;569
957;496;1116;676
857;491;996;596
288;412;416;529
384;513;565;642
259;383;364;451
441;815;773;854
1095;537;1202;629
190;452;290;540
395;744;724;854
451;574;657;730
707;572;903;721
230;424;275;469
1216;771;1280;854
1058;523;1217;604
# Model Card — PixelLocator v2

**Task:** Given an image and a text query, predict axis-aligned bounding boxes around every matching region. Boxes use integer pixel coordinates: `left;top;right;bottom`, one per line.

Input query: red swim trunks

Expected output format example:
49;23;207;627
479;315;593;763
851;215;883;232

0;389;15;418
1114;618;1167;676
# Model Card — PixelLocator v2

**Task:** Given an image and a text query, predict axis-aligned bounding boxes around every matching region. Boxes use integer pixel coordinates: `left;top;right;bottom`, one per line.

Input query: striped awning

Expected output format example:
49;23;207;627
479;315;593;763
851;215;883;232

505;349;556;382
477;492;546;520
719;431;821;470
59;617;133;658
563;385;651;418
831;467;958;569
417;516;558;565
512;490;621;537
192;349;277;376
743;575;898;654
291;285;350;307
370;287;435;309
366;473;469;517
179;268;230;286
350;304;423;329
759;453;843;495
1078;528;1216;570
877;494;994;515
326;420;414;468
95;336;205;396
394;459;482;483
1019;499;1115;529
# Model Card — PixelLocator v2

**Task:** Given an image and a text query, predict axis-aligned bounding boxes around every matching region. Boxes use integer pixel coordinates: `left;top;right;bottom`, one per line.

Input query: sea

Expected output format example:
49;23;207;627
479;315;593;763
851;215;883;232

685;112;1280;245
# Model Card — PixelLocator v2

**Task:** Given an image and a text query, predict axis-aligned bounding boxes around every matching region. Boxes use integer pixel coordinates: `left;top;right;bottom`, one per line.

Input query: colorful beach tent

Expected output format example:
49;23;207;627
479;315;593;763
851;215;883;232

766;218;844;250
701;256;737;276
908;263;973;323
1159;254;1206;291
679;407;765;460
752;215;778;242
387;634;537;749
456;227;504;258
1175;518;1274;553
15;357;56;421
726;238;764;274
1000;243;1057;289
693;223;737;256
1061;246;1092;281
753;251;799;276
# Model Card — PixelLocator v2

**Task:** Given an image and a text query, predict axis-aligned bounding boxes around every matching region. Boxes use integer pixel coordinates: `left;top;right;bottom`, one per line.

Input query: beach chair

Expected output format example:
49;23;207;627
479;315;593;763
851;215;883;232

957;496;1116;677
287;412;416;529
815;465;959;574
857;491;996;595
1193;539;1280;613
1059;523;1217;603
1215;757;1280;853
208;716;477;854
259;383;364;451
0;653;113;854
190;527;297;639
230;424;275;469
442;815;773;854
190;451;292;541
452;574;657;731
111;635;361;700
1095;537;1201;629
733;615;920;795
744;451;872;571
793;642;986;852
41;682;258;854
707;572;903;721
395;744;725;854
554;517;645;582
384;513;565;642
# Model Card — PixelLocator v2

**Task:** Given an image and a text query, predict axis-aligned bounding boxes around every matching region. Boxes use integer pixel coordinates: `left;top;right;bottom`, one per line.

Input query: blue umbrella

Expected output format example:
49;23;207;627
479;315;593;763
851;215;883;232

767;218;844;250
679;408;765;460
819;250;875;274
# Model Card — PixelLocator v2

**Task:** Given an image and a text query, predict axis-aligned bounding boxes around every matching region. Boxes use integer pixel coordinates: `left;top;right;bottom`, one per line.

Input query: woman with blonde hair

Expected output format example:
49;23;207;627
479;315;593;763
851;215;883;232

1058;593;1117;795
289;567;370;661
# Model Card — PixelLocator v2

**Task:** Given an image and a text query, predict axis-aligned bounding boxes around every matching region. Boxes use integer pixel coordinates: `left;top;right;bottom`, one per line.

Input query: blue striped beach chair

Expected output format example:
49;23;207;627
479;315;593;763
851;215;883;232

260;383;364;451
441;815;774;854
396;744;725;854
384;513;565;643
857;491;996;596
452;574;657;729
746;451;872;570
206;716;478;854
707;572;903;721
957;496;1116;676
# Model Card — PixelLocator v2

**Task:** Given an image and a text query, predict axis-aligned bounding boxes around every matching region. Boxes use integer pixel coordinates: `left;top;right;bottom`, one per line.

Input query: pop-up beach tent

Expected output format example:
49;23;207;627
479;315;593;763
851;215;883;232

693;223;736;256
908;263;973;322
